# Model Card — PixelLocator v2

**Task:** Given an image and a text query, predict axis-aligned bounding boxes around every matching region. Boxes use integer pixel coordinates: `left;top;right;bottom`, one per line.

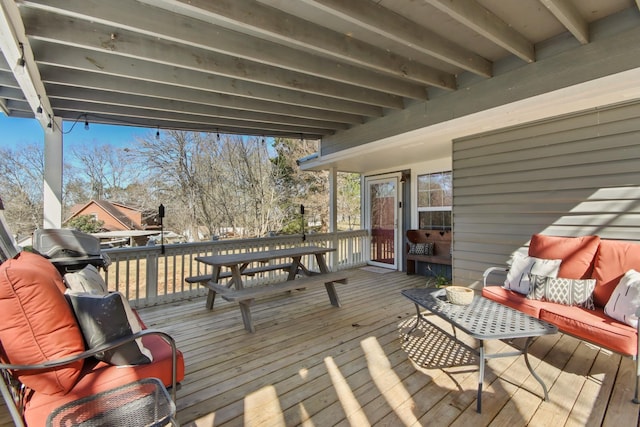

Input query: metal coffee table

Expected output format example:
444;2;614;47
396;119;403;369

401;287;558;413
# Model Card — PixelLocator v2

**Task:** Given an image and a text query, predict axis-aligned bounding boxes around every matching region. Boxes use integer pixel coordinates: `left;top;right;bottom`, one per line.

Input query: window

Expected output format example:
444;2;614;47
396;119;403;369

417;171;452;230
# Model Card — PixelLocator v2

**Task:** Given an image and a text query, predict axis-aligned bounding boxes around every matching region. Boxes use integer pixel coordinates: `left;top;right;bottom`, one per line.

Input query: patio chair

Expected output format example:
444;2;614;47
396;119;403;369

0;205;184;426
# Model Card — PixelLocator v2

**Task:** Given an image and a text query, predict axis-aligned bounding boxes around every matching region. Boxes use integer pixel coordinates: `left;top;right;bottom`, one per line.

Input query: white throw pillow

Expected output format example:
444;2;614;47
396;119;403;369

504;253;562;295
64;264;108;295
604;269;640;328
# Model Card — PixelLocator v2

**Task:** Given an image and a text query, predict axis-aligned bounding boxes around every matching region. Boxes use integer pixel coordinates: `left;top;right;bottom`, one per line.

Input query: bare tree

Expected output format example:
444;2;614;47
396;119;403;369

132;130;204;240
68;143;140;202
132;131;288;240
218;135;285;237
0;131;360;243
0;144;44;239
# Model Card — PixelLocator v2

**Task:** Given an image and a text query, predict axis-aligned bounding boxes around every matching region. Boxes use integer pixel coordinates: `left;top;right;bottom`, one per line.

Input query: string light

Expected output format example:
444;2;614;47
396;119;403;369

156;126;160;140
84;115;89;131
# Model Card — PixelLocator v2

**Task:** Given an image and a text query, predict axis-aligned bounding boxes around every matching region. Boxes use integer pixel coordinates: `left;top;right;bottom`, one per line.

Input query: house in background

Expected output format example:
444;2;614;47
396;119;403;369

66;200;161;246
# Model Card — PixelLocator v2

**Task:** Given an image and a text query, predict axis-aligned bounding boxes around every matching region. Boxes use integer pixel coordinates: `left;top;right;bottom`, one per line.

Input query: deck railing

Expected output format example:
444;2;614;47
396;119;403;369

101;230;369;308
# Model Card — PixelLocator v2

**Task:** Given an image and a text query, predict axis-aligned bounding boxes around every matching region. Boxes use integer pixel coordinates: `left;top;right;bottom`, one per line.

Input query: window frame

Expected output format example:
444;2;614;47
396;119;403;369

416;170;452;230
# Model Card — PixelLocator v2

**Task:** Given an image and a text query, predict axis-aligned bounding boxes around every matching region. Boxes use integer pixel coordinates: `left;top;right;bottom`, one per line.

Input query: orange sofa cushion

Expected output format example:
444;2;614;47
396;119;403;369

484;286;637;356
528;234;600;280
24;333;185;426
539;305;637;356
0;252;84;395
591;239;640;308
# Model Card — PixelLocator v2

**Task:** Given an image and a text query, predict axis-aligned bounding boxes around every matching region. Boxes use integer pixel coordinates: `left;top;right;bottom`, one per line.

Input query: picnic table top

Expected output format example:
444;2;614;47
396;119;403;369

195;245;335;267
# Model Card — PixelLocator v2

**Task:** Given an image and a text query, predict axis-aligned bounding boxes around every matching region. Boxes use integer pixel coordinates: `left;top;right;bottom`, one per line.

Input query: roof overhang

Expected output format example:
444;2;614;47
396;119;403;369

301;66;640;173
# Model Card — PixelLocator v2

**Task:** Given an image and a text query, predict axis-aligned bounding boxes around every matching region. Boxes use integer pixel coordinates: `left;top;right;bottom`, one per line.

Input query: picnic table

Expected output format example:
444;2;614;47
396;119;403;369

192;246;348;332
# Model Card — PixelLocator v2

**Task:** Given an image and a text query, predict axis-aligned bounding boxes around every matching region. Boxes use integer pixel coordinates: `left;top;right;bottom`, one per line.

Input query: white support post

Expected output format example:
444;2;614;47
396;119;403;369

43;117;63;228
329;166;339;269
329;166;338;233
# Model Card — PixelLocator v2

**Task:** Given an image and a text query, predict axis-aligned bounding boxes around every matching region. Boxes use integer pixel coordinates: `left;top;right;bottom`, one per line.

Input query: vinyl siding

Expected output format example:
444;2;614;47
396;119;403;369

452;100;640;286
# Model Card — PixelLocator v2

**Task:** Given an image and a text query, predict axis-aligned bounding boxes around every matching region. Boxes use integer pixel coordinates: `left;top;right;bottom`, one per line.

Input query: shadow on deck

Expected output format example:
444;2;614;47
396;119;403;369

2;268;638;426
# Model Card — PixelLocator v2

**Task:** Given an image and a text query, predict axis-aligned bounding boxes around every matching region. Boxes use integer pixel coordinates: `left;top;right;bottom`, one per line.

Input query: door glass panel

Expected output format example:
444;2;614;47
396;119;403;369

369;180;396;266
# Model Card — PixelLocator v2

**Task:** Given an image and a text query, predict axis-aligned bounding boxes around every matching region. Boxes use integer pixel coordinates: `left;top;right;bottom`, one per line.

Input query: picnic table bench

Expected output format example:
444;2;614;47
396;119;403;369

185;263;292;286
204;271;349;332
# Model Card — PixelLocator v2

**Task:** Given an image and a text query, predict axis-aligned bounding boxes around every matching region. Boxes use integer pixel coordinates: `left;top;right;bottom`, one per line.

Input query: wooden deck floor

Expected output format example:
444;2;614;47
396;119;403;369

3;268;639;426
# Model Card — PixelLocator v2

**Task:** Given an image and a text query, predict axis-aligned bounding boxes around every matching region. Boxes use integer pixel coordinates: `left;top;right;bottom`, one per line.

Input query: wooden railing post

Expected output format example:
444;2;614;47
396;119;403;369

331;232;339;271
146;250;159;305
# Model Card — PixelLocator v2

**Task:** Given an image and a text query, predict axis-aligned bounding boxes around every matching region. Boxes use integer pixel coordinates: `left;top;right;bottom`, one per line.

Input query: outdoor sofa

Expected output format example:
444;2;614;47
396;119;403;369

482;234;640;402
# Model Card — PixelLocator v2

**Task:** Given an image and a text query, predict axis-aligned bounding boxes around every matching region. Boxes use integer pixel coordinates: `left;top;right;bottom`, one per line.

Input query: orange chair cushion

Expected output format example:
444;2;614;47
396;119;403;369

24;334;185;426
528;234;600;280
0;252;84;394
591;239;640;307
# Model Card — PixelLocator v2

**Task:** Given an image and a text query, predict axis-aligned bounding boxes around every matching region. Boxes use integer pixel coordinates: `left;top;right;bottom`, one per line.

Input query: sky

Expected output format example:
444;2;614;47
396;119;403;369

0;114;155;150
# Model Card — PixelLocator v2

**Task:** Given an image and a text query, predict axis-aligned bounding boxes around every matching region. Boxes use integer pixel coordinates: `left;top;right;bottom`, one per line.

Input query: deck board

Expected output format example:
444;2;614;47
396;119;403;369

1;268;639;426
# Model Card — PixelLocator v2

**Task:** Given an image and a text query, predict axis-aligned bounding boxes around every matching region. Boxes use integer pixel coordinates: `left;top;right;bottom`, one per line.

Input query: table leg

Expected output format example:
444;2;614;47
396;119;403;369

230;265;245;290
206;266;222;310
324;282;341;307
315;253;329;273
288;256;302;280
406;303;422;336
524;336;549;401
477;340;485;413
238;300;256;333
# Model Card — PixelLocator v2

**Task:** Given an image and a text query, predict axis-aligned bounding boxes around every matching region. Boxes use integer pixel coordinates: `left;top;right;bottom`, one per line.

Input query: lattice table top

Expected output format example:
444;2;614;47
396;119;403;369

402;287;557;340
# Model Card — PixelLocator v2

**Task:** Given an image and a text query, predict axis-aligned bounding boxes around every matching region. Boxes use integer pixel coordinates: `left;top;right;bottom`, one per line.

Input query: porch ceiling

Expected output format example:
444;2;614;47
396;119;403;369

1;0;639;169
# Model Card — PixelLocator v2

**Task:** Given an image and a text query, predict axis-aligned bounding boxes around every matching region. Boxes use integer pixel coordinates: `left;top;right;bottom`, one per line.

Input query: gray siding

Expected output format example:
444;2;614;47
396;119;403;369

452;101;640;286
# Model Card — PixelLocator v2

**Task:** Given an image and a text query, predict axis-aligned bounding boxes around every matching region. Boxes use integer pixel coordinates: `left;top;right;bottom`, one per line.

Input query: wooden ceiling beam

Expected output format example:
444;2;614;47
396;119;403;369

540;0;589;44
31;42;386;118
52;99;334;137
45;85;351;132
286;0;491;78
21;0;445;92
424;0;535;63
23;11;413;106
40;66;365;125
140;0;455;89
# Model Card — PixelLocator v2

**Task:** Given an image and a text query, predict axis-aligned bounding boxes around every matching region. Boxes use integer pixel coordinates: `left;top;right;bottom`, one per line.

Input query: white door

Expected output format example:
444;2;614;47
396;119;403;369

365;174;401;269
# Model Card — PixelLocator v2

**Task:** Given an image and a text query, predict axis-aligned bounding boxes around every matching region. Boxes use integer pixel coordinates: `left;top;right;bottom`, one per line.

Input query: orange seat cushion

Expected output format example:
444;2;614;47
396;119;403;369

528;234;600;280
484;285;638;356
539;305;637;356
591;239;640;307
0;252;84;394
24;334;185;426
